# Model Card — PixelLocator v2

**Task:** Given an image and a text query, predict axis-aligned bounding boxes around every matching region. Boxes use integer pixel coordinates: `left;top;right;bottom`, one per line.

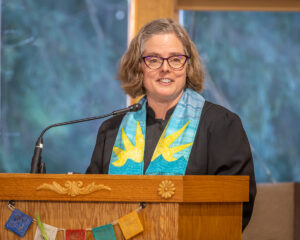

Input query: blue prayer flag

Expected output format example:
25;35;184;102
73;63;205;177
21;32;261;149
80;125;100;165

5;208;32;237
92;224;116;240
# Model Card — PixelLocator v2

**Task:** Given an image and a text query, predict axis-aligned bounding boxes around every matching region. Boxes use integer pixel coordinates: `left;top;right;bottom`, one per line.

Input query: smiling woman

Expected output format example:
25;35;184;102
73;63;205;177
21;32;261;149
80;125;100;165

86;18;256;230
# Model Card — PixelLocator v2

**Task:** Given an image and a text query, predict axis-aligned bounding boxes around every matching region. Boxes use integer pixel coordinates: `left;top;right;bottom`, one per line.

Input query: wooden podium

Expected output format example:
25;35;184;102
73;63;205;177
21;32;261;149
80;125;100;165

0;174;249;239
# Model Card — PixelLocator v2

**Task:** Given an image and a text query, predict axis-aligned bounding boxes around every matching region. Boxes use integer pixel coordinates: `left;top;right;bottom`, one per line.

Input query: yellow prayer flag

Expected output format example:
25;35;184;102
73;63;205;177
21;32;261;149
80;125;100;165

118;211;144;239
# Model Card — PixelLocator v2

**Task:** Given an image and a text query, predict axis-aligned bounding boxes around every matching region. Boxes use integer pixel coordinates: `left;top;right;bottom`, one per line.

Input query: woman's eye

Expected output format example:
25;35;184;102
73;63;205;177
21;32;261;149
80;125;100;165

149;58;159;63
172;57;181;62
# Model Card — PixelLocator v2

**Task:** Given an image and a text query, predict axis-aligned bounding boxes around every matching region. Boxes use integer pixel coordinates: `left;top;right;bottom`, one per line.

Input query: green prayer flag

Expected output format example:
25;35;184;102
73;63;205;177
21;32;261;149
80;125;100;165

92;224;116;240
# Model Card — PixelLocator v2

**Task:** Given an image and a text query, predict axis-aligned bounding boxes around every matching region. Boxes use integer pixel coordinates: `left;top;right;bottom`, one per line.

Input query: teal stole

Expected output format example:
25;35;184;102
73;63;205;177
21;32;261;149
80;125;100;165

108;88;205;175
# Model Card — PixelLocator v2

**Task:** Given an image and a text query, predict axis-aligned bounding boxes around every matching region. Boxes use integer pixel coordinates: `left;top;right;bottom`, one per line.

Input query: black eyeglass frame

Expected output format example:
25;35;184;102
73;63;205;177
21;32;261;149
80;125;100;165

141;55;190;70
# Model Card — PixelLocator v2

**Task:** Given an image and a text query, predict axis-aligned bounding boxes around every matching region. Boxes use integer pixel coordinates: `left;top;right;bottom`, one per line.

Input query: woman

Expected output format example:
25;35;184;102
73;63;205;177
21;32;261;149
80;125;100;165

86;18;256;230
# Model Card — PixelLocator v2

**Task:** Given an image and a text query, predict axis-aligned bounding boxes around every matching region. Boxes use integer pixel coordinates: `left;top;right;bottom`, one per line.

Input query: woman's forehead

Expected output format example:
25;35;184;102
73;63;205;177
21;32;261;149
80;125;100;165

141;33;185;55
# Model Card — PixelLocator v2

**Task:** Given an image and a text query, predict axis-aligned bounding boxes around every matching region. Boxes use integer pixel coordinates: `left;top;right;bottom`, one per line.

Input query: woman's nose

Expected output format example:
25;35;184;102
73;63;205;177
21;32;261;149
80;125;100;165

161;59;170;72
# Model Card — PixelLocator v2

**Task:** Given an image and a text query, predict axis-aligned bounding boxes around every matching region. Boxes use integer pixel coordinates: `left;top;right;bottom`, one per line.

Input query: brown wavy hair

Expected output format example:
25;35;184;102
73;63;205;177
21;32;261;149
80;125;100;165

118;18;204;98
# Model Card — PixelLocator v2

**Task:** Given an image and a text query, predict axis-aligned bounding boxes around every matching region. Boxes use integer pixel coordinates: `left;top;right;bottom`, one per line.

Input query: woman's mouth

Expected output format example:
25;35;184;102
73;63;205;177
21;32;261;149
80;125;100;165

158;78;172;84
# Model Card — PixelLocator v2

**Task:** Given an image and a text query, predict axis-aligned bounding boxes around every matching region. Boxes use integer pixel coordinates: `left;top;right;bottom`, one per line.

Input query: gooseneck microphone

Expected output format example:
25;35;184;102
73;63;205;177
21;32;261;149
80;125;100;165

30;103;142;173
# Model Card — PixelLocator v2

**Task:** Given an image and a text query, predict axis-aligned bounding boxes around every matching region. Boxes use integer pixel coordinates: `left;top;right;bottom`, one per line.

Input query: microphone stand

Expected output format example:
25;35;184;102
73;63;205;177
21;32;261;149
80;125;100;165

30;104;142;173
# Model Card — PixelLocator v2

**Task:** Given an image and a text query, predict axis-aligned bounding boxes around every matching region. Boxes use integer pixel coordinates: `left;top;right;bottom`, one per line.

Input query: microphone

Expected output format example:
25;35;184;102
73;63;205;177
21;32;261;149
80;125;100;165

30;103;142;173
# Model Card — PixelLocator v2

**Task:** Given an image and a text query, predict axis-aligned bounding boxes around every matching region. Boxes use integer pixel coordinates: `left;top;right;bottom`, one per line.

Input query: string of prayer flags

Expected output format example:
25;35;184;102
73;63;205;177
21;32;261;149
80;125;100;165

5;208;33;237
92;223;116;240
34;223;58;240
66;229;86;240
5;203;145;239
118;211;144;240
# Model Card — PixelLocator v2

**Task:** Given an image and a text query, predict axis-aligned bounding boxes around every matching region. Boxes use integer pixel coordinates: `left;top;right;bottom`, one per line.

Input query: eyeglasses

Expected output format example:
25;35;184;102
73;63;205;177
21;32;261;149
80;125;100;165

142;55;189;70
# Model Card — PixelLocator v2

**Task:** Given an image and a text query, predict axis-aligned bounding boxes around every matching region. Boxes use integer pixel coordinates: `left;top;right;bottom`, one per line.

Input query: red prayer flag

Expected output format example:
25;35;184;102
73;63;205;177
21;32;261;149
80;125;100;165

65;229;86;240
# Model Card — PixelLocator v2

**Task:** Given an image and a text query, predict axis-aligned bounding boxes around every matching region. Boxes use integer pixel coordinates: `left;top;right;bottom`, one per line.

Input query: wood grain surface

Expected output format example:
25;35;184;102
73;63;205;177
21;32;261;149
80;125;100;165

0;174;248;239
177;0;300;11
0;174;249;202
1;201;243;239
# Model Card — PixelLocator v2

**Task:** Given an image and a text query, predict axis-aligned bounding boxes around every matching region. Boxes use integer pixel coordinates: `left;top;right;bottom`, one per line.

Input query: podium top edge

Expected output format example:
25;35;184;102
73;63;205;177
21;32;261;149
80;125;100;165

0;173;249;180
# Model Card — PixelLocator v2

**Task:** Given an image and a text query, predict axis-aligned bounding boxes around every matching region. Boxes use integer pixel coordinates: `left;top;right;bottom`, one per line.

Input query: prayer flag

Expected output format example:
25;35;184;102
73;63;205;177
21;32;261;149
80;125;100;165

92;224;116;240
66;229;86;240
118;211;143;240
5;208;32;237
34;223;58;240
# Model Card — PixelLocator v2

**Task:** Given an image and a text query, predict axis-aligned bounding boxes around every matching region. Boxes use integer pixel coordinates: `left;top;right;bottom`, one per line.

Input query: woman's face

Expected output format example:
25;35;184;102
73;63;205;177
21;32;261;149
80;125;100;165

141;33;187;105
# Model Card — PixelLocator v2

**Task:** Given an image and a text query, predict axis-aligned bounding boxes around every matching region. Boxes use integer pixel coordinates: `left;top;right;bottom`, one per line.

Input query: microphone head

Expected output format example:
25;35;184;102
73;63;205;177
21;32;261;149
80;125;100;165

129;103;142;112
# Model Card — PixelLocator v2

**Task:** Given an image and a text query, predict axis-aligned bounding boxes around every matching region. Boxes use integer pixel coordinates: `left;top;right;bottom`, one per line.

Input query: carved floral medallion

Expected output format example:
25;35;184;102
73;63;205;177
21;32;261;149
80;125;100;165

158;180;175;199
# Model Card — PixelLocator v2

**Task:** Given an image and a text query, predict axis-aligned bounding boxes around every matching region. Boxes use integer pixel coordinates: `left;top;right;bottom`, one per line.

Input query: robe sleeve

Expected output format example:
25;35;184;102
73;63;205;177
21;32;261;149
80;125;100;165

85;123;106;174
207;109;256;230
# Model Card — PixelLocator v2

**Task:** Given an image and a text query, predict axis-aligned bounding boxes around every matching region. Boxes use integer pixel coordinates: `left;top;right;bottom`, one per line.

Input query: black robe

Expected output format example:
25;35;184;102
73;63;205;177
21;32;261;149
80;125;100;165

86;101;256;230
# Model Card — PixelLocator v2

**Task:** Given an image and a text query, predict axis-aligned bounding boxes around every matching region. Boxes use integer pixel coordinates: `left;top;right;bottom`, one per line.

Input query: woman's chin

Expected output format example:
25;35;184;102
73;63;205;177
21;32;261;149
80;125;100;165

150;90;184;104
